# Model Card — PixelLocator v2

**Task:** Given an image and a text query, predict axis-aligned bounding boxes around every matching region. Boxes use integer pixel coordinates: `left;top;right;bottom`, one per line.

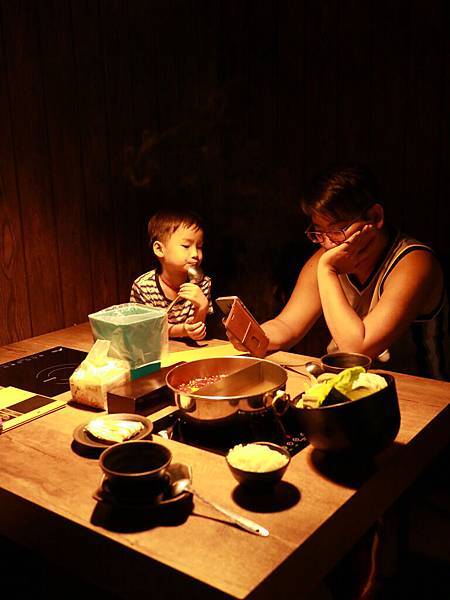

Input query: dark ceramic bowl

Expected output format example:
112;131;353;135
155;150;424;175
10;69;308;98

292;374;400;455
99;440;172;485
226;441;291;489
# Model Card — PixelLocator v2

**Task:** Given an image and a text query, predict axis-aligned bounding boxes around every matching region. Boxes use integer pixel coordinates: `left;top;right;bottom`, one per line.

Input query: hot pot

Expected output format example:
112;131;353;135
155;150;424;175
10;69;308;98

290;373;400;455
165;356;290;424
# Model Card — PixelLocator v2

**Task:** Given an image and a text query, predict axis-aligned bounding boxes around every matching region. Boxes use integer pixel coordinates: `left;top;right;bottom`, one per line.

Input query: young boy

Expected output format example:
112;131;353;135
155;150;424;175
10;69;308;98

130;209;213;340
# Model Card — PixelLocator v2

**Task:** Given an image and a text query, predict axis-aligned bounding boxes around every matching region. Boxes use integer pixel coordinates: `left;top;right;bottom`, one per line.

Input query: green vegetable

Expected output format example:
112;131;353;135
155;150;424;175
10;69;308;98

297;367;387;408
333;367;365;395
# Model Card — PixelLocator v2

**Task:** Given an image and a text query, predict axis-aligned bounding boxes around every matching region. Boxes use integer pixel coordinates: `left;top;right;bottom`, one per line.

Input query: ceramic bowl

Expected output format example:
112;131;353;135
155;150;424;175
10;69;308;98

99;440;172;485
226;441;291;489
292;374;400;455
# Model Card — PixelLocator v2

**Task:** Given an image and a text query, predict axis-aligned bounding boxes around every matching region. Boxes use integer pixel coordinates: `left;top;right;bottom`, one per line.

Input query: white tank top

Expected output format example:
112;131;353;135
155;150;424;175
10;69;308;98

327;231;449;380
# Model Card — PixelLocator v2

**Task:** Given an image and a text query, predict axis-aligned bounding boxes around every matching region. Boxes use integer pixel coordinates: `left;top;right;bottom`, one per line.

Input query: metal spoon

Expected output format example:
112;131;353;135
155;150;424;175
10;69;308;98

186;264;203;284
166;265;204;313
171;471;269;537
283;362;322;379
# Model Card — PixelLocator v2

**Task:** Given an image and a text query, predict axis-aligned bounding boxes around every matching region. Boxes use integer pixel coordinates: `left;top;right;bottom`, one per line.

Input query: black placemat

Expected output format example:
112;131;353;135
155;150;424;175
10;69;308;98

0;346;87;397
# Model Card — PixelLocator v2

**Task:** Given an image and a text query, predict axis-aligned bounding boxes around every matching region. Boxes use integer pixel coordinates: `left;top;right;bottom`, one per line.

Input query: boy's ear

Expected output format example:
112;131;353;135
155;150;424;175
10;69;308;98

368;203;384;229
153;240;165;258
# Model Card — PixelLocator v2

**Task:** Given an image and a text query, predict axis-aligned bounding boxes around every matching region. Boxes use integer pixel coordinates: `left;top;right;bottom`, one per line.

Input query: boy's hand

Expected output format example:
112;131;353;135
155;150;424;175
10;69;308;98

178;283;208;310
319;224;376;275
184;317;206;341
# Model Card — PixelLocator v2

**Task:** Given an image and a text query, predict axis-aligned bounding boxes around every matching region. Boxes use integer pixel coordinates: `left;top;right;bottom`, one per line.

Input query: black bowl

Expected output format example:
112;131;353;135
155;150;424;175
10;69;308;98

99;440;172;485
226;442;291;489
292;374;400;455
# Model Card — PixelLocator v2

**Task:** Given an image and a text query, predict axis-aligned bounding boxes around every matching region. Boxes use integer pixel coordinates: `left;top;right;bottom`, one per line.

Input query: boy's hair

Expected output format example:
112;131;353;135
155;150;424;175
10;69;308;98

148;209;204;247
300;164;380;220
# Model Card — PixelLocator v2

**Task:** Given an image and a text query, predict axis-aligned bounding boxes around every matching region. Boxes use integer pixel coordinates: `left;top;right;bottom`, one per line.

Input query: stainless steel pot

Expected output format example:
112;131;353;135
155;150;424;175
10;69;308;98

165;356;289;423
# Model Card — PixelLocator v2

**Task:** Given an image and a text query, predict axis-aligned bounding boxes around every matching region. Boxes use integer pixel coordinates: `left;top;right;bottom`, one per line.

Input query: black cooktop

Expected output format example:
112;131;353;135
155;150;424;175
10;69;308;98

152;407;308;457
0;346;87;397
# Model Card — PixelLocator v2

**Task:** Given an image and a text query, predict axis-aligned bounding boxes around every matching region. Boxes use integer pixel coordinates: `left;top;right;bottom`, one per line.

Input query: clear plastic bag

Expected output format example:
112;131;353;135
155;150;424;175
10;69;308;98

88;303;168;369
69;340;130;409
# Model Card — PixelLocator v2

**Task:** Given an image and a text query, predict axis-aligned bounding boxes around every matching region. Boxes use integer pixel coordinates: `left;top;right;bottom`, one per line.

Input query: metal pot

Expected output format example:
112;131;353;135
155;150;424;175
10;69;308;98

165;356;289;424
306;352;372;377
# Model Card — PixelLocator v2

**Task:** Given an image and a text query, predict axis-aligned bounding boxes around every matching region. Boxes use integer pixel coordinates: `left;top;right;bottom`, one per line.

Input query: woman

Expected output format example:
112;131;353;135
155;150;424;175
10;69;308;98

261;165;448;379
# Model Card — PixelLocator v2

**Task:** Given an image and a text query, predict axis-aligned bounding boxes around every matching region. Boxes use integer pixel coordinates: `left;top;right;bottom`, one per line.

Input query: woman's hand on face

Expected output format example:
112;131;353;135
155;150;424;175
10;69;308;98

178;283;208;310
184;317;207;340
319;224;376;274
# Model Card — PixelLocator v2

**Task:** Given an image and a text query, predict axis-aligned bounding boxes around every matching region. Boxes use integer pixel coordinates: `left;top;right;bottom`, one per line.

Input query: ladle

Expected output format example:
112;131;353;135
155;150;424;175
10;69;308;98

166;265;204;313
171;468;269;537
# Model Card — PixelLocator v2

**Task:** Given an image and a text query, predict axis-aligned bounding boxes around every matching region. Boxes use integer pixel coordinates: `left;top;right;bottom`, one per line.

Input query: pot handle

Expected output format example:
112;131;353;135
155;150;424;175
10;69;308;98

266;389;290;416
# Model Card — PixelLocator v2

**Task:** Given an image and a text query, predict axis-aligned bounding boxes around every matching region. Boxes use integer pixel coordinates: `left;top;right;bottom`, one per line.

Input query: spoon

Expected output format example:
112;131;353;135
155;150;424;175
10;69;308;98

166;265;204;313
283;362;322;379
186;264;203;284
171;470;269;537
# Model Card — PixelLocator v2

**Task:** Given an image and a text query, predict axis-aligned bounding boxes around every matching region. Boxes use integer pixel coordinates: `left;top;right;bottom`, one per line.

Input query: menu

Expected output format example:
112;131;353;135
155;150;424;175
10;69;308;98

0;387;66;432
161;342;243;367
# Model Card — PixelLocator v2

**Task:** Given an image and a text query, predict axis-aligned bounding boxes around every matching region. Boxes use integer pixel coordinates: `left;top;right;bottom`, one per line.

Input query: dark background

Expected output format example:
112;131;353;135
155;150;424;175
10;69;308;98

1;0;449;354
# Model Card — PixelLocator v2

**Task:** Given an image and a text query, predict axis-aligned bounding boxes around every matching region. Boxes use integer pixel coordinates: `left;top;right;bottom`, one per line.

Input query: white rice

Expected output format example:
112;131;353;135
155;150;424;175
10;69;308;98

227;443;289;472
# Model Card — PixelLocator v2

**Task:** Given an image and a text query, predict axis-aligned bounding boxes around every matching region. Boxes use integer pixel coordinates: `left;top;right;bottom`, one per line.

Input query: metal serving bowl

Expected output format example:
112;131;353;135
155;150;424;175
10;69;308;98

166;356;289;424
306;351;372;377
291;374;400;455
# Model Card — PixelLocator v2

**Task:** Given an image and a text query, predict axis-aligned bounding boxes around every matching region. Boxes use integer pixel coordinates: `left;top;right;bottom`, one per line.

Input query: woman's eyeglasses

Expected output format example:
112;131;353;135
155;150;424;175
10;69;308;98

305;210;371;244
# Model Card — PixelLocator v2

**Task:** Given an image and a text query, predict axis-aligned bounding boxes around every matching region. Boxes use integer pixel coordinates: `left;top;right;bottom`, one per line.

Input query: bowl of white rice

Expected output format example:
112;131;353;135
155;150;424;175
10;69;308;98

226;441;291;489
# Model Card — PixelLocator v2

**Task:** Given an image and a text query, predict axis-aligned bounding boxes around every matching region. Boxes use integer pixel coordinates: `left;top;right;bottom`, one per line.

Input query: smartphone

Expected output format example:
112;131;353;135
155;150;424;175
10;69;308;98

215;295;239;317
215;296;269;358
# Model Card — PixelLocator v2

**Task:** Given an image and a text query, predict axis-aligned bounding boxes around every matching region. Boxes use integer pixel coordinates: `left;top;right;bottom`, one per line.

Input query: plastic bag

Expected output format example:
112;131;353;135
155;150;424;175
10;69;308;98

69;340;130;409
88;303;168;369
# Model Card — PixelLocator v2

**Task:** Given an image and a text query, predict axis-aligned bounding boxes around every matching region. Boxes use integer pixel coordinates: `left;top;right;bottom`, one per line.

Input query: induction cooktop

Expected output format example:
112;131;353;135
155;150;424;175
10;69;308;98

0;346;87;397
152;408;309;457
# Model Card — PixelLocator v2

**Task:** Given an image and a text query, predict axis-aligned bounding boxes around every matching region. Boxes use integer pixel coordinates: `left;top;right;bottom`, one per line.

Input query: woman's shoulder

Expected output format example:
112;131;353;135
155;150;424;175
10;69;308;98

383;235;441;279
390;231;435;254
380;233;444;313
385;232;442;276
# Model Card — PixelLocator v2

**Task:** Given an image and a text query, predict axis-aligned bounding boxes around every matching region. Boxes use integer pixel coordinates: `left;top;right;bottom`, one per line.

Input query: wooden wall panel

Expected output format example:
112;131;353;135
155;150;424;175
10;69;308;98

178;0;222;220
0;0;448;349
71;0;118;312
403;0;445;246
38;0;93;326
436;4;450;271
100;0;142;303
126;0;165;274
243;0;284;320
1;0;64;336
214;1;284;320
371;0;410;226
127;1;160;146
303;0;339;180
336;0;372;164
0;8;32;344
278;1;307;188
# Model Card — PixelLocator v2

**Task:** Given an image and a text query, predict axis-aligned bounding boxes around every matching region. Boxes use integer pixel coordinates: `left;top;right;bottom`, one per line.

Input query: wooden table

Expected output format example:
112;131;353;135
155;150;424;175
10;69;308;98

1;323;449;599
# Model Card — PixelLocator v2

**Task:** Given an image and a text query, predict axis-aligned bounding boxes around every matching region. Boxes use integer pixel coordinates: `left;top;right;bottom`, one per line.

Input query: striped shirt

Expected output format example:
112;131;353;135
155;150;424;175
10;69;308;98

327;231;449;380
130;269;213;324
